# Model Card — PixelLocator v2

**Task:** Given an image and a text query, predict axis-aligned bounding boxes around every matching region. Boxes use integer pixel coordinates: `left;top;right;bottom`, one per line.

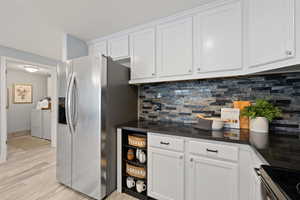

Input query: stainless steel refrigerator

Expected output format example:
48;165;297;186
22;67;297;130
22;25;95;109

57;55;137;199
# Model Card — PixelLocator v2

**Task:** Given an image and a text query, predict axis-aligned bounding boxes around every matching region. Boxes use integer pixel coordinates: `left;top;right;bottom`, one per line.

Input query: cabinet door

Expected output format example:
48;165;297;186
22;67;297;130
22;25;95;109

157;17;193;77
94;41;107;57
148;147;184;200
187;155;238;200
130;28;156;79
247;0;295;68
194;1;242;73
108;35;129;60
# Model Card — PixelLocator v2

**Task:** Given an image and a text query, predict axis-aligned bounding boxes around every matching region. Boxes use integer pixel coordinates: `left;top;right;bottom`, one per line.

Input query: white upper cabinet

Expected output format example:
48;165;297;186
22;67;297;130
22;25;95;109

108;35;129;60
130;28;156;79
187;155;238;200
194;1;242;73
94;41;107;57
246;0;295;68
157;17;193;77
89;0;299;84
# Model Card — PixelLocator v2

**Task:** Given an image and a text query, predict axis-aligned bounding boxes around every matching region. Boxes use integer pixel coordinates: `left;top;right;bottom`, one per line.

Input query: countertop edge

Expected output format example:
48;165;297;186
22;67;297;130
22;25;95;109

117;126;269;166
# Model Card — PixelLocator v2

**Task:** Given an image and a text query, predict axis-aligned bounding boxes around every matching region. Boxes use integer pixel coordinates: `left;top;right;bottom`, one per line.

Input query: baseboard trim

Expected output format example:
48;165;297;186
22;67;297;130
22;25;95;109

7;130;30;139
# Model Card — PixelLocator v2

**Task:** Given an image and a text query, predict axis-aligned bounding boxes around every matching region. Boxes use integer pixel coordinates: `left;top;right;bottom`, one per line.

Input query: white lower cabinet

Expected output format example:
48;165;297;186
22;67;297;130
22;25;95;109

148;133;240;200
148;147;185;200
187;155;238;200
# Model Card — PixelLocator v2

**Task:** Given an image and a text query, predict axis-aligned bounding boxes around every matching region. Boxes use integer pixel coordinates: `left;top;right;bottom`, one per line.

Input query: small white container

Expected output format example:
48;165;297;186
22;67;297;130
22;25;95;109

250;117;269;133
210;118;225;130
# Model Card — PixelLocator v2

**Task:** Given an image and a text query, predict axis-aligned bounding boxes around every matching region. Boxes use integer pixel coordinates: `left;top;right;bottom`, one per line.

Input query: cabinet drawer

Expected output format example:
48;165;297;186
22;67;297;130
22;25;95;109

188;141;238;161
148;133;184;152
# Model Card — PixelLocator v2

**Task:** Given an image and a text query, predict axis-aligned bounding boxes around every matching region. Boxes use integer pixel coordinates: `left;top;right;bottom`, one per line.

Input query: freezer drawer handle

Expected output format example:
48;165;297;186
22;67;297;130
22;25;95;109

206;148;218;153
160;141;170;145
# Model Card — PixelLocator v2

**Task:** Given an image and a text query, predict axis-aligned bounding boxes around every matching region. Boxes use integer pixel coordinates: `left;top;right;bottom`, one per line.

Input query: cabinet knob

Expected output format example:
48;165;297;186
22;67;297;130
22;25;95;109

152;73;156;76
197;68;201;71
190;158;194;162
179;155;183;159
286;50;293;56
188;69;192;73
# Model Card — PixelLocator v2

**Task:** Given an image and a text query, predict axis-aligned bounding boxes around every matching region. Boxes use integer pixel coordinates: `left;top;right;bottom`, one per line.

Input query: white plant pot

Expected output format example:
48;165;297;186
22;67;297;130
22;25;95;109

250;117;269;133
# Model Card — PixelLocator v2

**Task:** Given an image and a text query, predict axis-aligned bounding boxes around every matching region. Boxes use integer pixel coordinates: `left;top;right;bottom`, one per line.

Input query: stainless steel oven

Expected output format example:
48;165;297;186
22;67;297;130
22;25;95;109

255;167;287;200
255;165;300;200
260;173;281;200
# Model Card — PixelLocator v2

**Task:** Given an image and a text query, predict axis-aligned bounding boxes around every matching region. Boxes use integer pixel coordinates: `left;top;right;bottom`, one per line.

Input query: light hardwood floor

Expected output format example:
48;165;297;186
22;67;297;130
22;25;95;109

0;135;135;200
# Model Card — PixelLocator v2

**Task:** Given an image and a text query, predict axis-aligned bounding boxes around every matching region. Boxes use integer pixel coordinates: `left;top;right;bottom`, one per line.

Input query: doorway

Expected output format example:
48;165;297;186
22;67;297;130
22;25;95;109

0;57;58;162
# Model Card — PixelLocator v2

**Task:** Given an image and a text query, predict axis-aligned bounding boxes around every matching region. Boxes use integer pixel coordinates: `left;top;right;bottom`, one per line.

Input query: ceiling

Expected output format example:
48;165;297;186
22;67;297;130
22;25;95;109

0;0;215;60
7;61;52;76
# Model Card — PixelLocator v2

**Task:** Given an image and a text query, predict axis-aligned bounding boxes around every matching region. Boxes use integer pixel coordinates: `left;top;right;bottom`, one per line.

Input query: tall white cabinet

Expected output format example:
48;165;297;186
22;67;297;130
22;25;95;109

194;1;242;73
246;0;295;68
130;28;156;79
157;17;193;77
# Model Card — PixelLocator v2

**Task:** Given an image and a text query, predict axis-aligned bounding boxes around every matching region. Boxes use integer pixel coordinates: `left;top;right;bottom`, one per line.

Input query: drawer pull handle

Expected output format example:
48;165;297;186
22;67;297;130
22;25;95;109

206;148;218;153
160;141;170;145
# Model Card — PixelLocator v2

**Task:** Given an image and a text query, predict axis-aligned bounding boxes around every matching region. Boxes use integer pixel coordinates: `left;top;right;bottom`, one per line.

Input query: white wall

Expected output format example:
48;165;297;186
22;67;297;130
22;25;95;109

6;69;48;134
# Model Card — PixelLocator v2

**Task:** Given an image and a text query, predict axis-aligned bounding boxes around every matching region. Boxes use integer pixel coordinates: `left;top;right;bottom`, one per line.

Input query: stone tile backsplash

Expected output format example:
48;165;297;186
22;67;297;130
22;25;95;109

138;73;300;133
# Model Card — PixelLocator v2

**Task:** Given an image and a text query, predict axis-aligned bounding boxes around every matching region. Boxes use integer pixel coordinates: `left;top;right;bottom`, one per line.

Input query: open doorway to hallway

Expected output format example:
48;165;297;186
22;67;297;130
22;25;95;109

6;60;53;159
0;57;58;163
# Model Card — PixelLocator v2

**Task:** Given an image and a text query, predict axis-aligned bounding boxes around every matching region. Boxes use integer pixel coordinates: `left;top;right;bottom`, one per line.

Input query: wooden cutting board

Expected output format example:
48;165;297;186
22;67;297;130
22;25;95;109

233;101;251;129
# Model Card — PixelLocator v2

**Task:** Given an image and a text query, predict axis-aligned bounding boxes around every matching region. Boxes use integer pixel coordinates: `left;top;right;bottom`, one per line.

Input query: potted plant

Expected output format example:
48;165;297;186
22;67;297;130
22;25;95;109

241;99;282;133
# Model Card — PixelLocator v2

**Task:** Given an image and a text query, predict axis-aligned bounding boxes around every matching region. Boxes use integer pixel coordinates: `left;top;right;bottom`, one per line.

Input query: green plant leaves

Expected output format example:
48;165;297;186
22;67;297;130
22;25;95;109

241;99;282;122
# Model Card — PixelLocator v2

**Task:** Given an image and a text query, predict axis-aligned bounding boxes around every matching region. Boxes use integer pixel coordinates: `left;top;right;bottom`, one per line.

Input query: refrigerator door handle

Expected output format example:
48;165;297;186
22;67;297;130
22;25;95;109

67;73;75;135
65;72;72;134
72;73;79;132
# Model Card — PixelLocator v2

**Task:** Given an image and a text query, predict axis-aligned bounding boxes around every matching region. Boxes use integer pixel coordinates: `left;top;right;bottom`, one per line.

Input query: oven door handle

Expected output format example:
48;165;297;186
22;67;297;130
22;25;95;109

260;177;279;200
254;168;279;200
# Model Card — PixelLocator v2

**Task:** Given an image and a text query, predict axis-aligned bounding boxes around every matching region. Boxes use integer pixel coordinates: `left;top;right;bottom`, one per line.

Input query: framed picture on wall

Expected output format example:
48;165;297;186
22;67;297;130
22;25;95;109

13;84;33;104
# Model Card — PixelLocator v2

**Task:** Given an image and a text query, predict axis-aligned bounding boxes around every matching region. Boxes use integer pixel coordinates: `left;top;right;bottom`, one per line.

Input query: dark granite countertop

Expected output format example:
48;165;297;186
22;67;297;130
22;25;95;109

118;120;300;170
